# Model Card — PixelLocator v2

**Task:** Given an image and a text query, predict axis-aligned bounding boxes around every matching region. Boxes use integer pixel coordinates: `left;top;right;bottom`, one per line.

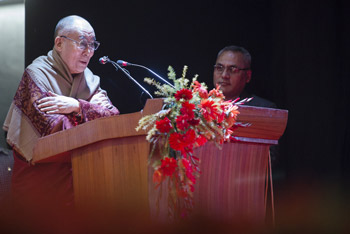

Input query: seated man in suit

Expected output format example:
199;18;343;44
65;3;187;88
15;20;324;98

213;45;276;108
3;15;119;208
213;45;279;163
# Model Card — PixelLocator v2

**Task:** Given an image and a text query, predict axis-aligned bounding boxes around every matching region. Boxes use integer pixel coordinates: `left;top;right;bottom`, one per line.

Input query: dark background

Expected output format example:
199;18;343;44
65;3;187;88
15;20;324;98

25;0;350;228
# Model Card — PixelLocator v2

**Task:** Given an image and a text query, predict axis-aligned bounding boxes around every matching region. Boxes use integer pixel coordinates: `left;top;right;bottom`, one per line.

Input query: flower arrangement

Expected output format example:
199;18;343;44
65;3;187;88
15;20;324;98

136;66;248;218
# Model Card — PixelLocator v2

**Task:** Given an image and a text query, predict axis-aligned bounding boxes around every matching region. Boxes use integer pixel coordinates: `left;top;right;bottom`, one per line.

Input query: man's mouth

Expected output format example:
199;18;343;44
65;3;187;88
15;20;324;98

218;82;230;86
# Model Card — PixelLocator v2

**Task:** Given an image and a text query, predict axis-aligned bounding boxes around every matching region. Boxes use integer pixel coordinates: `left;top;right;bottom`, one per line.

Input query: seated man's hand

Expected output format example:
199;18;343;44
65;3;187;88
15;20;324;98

37;91;80;114
90;92;113;109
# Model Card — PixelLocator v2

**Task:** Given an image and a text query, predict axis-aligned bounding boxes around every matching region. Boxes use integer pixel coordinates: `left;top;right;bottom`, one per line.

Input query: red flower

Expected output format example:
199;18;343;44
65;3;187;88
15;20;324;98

182;129;196;146
217;111;225;123
193;81;208;99
174;89;193;101
169;129;197;155
180;102;195;119
200;99;219;122
156;117;173;133
169;132;185;151
176;115;190;131
160;157;178;177
195;134;207;147
208;84;224;99
180;130;196;156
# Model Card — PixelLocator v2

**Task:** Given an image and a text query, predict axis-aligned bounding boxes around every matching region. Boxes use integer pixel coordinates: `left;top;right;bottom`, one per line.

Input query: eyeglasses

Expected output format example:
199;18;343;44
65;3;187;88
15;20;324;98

214;64;250;75
60;35;100;51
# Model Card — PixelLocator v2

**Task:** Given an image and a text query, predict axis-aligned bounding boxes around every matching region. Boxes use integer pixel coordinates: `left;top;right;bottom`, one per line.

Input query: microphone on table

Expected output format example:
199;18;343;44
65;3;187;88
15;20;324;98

99;56;153;99
117;60;175;88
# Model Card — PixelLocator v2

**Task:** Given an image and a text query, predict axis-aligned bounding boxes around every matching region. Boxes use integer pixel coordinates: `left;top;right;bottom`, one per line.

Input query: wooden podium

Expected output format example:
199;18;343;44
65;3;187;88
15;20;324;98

192;106;287;223
32;99;288;221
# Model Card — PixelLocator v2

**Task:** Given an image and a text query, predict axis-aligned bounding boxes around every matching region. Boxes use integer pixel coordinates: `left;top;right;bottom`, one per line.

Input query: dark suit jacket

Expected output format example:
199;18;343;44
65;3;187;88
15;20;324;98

240;91;277;109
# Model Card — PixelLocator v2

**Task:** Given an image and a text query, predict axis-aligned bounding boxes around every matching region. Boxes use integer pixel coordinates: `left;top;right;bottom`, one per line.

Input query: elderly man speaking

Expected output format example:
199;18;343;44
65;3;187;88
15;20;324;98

3;15;119;207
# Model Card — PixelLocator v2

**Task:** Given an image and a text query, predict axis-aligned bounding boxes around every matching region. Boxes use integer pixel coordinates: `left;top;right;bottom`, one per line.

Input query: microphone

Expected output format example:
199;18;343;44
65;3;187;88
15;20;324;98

99;56;153;99
99;56;109;65
117;60;175;88
117;60;129;67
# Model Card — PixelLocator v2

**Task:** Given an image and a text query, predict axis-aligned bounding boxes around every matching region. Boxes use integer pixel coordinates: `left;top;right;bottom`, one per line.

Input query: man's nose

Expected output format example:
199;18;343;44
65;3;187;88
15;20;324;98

221;69;230;79
83;47;94;56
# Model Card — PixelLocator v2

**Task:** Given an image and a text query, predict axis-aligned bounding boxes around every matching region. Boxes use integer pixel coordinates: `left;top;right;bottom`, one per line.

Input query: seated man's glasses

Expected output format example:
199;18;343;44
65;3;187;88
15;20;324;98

60;35;100;51
214;64;250;75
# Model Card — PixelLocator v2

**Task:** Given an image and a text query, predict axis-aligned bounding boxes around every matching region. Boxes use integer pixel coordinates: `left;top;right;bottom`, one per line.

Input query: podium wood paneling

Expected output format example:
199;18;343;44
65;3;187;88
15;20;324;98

71;136;150;213
32;98;164;214
193;142;269;222
32;99;288;221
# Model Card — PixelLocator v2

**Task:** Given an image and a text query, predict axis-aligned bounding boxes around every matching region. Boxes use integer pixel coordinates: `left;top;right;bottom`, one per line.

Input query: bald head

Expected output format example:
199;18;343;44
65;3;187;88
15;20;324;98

54;15;94;39
53;15;97;74
217;45;251;69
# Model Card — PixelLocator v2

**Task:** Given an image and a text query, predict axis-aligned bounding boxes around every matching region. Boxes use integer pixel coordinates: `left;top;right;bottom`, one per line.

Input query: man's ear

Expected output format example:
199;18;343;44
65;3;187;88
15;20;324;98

246;70;252;83
54;36;63;52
